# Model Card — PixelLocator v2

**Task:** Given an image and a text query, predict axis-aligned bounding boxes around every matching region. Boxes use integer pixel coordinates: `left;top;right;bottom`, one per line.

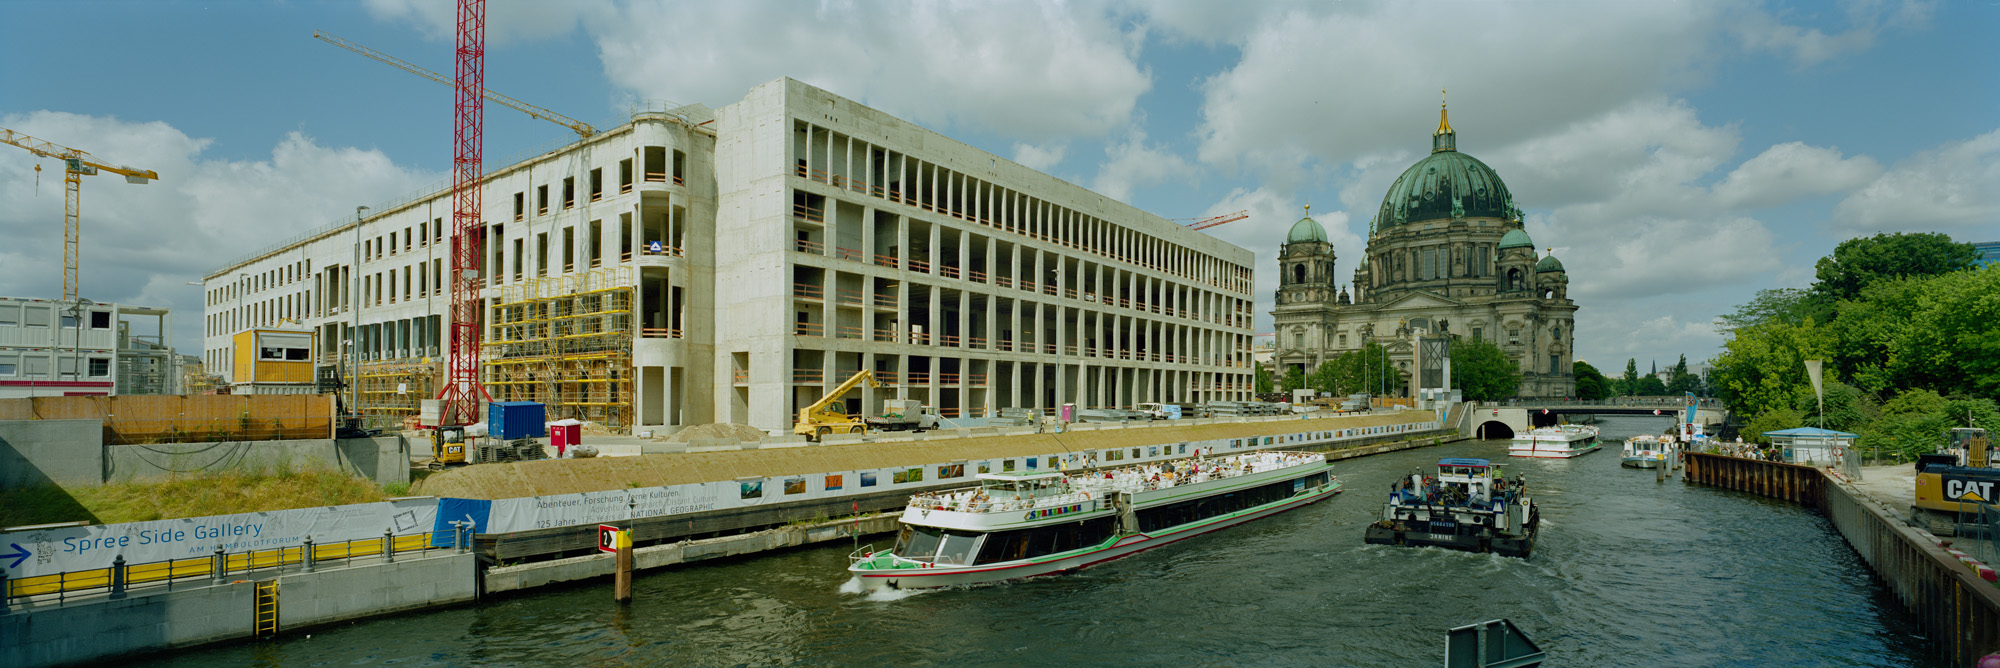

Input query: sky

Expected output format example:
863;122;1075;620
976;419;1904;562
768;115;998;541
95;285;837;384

1;0;1996;373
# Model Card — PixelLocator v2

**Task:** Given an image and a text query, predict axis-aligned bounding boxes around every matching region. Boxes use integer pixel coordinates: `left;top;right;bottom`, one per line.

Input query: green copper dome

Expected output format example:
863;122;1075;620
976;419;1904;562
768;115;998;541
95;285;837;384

1498;228;1534;249
1375;105;1516;228
1286;215;1328;243
1536;254;1566;273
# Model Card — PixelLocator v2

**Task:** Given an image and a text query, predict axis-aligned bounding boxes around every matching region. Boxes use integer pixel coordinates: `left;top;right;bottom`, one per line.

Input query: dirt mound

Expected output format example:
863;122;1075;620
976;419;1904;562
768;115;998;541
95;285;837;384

657;422;769;443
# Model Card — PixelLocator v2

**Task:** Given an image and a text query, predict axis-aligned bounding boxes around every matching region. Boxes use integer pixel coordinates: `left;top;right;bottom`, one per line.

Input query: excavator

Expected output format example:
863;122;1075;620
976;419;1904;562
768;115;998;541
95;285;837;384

794;370;882;441
1911;427;1994;536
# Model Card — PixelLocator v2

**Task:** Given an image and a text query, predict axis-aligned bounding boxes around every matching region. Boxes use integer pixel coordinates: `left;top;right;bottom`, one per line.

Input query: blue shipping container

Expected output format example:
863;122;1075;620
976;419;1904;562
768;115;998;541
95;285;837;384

488;402;546;440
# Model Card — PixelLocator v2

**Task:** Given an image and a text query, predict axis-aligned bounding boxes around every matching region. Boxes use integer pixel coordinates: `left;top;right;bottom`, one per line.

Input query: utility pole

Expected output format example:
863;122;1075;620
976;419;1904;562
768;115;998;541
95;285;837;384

351;206;368;417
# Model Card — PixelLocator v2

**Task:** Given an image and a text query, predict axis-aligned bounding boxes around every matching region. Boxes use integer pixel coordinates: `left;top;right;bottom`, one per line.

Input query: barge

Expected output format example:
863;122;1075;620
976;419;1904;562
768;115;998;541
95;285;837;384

1364;457;1538;558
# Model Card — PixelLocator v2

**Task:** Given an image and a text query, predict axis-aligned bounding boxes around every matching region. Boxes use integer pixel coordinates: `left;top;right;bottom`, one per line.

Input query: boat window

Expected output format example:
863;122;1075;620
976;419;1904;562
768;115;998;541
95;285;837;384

935;531;982;565
896;525;944;560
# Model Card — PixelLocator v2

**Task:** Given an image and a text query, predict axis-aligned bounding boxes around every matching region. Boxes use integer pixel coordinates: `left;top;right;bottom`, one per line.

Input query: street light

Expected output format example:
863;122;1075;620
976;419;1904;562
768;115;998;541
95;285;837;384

350;206;368;417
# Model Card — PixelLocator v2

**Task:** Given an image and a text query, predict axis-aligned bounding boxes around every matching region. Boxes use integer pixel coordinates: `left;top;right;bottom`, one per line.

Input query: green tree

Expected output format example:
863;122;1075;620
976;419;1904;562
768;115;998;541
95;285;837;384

1791;379;1877;433
1278;366;1306;393
1634;375;1668;396
1254;363;1274;394
1621;358;1640;397
1708;319;1836;418
1717;287;1824;333
1744;407;1807;445
1329;342;1404;397
1812;231;1979;303
1854;389;2000;463
1306;361;1343;397
1666;355;1698;395
1451;337;1520;401
1832;265;2000;398
1573;360;1611;401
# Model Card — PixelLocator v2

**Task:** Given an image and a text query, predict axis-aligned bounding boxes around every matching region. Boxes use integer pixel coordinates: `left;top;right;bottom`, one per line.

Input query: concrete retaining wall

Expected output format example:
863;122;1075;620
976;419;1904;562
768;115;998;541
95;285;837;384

484;514;901;594
0;419;104;491
103;436;408;486
0;552;474;668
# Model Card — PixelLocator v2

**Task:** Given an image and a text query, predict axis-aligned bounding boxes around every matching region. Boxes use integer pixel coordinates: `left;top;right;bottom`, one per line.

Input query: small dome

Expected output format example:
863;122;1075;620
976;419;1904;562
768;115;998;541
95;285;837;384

1498;228;1534;250
1536;254;1565;273
1287;215;1328;244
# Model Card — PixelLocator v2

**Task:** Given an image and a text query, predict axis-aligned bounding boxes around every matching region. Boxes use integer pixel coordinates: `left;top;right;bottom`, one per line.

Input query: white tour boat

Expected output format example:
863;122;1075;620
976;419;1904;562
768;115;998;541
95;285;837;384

1620;434;1675;468
1508;424;1601;458
847;451;1341;589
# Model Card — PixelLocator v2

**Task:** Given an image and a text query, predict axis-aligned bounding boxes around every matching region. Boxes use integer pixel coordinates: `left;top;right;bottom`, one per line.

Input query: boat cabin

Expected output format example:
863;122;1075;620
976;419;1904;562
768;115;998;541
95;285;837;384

978;471;1068;502
1432;457;1499;506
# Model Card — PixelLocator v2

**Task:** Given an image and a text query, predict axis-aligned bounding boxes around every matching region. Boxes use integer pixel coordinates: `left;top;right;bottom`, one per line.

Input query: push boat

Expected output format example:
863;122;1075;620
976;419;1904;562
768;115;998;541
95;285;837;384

1364;457;1538;558
1508;424;1601;458
846;451;1341;589
1620;434;1674;469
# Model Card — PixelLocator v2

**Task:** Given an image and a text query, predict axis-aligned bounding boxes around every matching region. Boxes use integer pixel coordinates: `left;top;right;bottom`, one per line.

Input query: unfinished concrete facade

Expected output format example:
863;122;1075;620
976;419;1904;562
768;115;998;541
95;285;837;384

204;78;1255;433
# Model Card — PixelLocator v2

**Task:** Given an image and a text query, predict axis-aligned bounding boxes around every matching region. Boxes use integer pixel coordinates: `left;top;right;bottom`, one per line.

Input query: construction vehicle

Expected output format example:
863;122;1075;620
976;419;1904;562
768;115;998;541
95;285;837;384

1910;427;1993;536
431;425;470;469
0;129;158;301
866;398;941;433
795;370;881;441
1133;402;1177;420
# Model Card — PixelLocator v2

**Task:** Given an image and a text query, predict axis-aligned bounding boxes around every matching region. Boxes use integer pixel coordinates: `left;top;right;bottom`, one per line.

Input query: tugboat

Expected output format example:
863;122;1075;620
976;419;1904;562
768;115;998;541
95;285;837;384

1364;457;1538;558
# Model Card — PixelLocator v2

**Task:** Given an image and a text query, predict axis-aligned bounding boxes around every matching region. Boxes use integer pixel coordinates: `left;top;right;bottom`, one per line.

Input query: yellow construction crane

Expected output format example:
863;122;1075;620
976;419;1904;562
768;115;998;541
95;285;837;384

795;369;882;441
312;30;596;139
0;128;159;301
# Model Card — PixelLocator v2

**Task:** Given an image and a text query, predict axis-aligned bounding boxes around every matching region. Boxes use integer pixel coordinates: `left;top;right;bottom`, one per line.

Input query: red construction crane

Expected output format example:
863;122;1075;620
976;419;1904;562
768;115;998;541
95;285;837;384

1182;210;1248;231
436;0;489;428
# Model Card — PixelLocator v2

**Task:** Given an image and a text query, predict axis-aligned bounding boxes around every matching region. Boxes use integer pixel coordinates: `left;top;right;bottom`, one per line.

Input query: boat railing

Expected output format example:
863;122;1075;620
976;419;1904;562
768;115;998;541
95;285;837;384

900;452;1328;514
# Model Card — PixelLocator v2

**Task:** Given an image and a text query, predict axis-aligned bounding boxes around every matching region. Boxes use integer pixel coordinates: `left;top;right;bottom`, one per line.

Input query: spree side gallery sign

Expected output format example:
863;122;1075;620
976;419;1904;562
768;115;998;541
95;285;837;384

0;498;437;578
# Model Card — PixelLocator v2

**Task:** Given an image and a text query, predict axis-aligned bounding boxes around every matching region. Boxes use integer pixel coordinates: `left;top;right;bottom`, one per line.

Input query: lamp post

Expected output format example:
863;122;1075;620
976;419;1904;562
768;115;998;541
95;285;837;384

64;298;92;384
235;272;247;385
350;206;368;418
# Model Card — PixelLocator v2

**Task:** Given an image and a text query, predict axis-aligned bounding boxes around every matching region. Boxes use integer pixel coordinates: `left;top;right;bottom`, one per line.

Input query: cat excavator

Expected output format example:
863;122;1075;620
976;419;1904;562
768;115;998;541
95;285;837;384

793;370;882;441
1911;427;1994;536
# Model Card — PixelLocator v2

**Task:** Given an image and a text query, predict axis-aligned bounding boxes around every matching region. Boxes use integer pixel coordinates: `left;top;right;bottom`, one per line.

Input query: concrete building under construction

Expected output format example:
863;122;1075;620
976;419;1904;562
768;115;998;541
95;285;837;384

202;78;1257;434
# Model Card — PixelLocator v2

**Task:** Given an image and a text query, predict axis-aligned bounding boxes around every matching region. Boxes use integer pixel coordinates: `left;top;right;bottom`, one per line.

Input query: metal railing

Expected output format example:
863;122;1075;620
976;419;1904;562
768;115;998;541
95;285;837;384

2;525;470;607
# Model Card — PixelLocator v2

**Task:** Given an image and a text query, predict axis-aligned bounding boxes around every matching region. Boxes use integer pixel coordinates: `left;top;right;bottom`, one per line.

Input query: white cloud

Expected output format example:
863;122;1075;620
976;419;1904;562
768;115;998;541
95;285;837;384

1011;142;1068;173
1731;0;1932;67
0;111;442;355
582;0;1152;140
1831;128;2000;234
1710;141;1882;209
1486;98;1739;212
1091;129;1196;203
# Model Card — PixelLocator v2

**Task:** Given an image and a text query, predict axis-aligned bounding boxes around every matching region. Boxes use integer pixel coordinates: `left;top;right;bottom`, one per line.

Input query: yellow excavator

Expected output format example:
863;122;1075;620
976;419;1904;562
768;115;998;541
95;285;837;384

794;370;882;441
1911;427;1993;536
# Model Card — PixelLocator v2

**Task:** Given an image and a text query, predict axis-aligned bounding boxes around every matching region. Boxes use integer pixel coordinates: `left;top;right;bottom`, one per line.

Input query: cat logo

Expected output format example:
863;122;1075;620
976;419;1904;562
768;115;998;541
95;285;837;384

1944;475;1998;503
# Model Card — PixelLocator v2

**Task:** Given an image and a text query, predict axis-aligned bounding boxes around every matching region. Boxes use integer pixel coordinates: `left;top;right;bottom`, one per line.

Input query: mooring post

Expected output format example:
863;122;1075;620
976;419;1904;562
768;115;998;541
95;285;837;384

212;546;227;584
614;532;634;604
110;555;126;599
383;529;395;564
302;537;316;573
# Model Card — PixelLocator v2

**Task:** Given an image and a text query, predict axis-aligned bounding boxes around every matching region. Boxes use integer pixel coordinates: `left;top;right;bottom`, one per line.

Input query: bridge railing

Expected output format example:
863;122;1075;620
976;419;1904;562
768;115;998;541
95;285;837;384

1503;396;1726;409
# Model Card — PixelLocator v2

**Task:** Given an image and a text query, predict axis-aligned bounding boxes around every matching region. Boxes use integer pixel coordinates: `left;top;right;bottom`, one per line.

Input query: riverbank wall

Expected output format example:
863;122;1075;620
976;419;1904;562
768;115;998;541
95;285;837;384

1685;452;2000;665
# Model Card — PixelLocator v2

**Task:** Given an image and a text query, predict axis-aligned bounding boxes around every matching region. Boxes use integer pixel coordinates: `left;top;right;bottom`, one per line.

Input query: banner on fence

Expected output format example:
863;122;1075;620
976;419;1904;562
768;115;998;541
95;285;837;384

0;498;437;578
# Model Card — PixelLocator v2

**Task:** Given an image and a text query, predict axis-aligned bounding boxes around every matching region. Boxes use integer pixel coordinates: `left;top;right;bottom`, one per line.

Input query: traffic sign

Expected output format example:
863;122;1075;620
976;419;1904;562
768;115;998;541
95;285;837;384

598;524;629;553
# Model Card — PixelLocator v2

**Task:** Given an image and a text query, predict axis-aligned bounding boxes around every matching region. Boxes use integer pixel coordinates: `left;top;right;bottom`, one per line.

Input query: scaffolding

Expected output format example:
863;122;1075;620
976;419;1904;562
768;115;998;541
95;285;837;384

355;359;443;419
484;269;635;427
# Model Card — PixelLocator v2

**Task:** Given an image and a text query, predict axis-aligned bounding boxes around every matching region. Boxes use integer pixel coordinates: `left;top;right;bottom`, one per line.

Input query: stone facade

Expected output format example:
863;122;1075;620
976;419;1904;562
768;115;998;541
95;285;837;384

1269;104;1577;398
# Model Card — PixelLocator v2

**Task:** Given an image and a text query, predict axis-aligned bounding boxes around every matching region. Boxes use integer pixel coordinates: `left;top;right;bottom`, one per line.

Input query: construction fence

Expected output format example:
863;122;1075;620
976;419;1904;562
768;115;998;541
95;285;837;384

0;394;336;444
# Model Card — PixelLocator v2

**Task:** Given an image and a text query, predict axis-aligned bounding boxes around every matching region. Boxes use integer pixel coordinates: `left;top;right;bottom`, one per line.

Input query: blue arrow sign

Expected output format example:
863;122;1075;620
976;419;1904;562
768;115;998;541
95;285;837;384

3;543;29;569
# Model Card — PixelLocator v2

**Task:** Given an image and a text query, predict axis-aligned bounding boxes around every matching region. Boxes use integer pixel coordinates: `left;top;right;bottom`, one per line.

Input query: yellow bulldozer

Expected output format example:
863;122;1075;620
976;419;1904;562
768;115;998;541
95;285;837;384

1911;427;1993;536
794;370;882;441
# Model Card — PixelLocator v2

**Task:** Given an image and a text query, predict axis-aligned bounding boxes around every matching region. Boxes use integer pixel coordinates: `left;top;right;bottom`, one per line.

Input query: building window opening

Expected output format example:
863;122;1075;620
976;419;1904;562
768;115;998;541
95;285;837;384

562;176;575;209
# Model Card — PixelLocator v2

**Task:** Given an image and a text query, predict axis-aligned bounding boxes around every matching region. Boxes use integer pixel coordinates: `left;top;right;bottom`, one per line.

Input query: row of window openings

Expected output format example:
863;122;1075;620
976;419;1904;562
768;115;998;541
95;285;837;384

0;305;112;329
0;356;110;377
1291;325;1558;349
213;259;313;305
363;219;447;263
793;126;1249;289
513;149;685;221
1405;245;1494;281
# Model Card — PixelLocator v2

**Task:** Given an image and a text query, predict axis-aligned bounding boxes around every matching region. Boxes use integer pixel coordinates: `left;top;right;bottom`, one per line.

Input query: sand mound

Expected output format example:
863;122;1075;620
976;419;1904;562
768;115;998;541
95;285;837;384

657;422;769;443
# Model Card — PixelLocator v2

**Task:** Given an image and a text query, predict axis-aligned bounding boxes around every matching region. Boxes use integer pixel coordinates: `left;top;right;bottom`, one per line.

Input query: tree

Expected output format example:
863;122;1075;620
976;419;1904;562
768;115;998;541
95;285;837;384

1254;363;1274;394
1666;355;1698;395
1451;337;1521;401
1743;407;1806;445
1831;265;2000;398
1708;319;1836;419
1329;342;1404;397
1621;358;1640;397
1812;232;1978;304
1716;287;1823;333
1573;360;1611;400
1306;361;1343;397
1634;375;1668;396
1278;366;1305;393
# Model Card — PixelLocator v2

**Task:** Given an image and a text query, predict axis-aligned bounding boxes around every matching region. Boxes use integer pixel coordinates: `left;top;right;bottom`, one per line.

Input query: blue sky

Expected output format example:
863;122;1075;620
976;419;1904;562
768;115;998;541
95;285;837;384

2;0;1996;373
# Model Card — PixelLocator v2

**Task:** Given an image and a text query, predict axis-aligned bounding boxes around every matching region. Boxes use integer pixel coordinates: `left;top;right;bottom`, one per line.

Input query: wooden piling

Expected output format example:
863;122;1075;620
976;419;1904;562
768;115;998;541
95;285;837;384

614;541;633;603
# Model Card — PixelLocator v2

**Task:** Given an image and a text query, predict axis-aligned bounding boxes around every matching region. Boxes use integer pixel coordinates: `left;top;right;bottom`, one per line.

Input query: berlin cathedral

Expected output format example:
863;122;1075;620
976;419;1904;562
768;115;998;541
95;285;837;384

1270;101;1578;398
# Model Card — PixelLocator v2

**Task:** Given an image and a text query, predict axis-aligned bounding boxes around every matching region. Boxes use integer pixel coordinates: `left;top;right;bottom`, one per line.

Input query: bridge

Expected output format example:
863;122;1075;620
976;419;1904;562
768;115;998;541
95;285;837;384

1461;397;1731;440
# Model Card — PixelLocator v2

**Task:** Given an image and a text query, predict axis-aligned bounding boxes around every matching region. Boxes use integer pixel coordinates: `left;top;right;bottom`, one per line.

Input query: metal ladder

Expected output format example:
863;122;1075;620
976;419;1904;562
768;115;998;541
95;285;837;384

253;580;279;638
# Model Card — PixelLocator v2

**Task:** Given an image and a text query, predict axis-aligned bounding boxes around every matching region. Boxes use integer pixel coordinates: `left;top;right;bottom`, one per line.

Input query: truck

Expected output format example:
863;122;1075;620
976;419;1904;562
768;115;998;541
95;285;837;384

1133;402;1182;420
1910;427;1993;536
866;398;940;433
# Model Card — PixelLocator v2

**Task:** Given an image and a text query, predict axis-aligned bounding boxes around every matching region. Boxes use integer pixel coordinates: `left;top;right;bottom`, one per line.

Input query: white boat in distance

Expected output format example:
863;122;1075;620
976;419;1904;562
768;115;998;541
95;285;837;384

1509;424;1602;458
847;451;1340;590
1621;434;1675;468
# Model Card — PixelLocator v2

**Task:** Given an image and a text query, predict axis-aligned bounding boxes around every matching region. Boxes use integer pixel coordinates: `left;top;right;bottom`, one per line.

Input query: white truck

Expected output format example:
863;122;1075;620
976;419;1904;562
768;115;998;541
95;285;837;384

865;398;941;433
1133;402;1181;420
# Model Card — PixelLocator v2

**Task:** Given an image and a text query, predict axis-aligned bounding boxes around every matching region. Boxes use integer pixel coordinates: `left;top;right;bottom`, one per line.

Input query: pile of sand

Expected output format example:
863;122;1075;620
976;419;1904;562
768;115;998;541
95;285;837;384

655;422;769;443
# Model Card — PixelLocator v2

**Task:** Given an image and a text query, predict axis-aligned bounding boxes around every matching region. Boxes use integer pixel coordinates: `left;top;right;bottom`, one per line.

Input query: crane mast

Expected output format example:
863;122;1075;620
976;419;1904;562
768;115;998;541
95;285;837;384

0;129;159;302
436;0;490;427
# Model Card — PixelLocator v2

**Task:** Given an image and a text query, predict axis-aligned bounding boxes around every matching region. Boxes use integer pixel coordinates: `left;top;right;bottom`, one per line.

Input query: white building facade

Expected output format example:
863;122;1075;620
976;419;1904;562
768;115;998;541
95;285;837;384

0;297;176;398
204;78;1256;433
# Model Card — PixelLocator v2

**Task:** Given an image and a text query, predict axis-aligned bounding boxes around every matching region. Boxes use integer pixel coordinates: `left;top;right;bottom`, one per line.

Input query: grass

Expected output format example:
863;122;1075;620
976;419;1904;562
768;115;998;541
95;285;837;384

1;470;398;527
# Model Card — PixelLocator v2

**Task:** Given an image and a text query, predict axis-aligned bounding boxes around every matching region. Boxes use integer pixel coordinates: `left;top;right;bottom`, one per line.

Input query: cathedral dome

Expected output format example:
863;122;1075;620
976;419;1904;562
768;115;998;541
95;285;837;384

1286;214;1328;243
1374;103;1516;228
1536;253;1566;273
1498;228;1534;250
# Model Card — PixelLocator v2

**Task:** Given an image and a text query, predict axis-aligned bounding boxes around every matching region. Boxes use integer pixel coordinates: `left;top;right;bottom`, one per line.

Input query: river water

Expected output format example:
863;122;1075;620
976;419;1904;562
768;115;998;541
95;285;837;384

134;415;1940;667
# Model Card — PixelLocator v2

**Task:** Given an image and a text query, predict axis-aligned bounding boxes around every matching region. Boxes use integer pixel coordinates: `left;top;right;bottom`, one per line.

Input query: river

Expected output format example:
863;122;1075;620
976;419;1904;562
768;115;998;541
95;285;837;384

133;415;1940;667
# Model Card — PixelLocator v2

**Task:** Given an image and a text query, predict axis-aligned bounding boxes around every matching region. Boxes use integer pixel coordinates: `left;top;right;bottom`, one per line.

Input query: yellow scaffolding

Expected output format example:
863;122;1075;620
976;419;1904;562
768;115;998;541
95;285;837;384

484;269;635;427
355;359;442;419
